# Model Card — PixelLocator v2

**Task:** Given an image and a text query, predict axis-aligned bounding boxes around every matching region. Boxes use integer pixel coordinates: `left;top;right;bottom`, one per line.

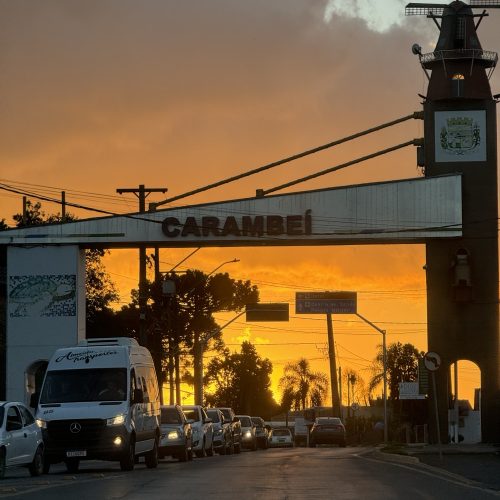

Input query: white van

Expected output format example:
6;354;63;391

32;337;160;473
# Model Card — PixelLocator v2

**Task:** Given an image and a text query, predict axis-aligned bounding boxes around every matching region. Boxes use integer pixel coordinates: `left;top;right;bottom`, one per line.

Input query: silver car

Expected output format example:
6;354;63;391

159;405;193;462
0;401;44;478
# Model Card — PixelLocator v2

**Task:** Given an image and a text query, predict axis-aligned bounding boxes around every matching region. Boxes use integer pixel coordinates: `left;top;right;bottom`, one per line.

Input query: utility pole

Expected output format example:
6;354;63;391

116;185;168;347
61;191;66;219
326;313;341;417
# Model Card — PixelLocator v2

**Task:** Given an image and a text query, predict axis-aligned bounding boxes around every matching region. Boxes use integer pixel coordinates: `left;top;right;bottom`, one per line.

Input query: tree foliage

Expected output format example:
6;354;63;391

369;342;423;401
204;341;279;418
279;358;329;411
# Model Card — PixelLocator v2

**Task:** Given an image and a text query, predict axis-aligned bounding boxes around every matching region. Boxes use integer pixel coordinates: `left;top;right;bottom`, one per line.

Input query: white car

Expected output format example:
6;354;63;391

269;427;294;448
0;401;45;478
181;405;214;458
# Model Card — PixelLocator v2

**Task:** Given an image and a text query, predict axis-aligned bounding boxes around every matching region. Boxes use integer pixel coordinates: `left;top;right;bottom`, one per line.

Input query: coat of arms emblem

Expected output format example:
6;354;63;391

440;116;481;155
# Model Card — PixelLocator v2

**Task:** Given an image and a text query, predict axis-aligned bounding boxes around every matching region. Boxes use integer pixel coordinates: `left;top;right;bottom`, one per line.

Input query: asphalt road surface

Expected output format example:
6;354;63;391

1;446;499;500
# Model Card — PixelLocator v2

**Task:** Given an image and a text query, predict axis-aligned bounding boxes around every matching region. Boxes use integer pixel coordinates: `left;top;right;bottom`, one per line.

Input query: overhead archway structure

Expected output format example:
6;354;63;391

0;176;462;406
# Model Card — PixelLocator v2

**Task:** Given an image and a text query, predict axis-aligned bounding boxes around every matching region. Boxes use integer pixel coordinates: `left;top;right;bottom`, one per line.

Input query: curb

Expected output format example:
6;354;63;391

370;449;420;465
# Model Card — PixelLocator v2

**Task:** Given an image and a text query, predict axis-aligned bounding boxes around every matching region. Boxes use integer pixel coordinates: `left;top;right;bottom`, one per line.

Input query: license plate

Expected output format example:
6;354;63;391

279;438;285;442
66;450;86;457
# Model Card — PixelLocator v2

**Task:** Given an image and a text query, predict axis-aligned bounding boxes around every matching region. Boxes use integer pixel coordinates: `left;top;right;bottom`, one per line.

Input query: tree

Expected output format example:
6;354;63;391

369;342;423;401
147;269;259;404
204;341;279;418
278;358;329;410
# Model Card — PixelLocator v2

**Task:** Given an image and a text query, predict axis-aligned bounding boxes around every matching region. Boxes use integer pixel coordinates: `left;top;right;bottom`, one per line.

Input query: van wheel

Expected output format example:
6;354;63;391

120;438;135;471
65;458;79;473
145;438;159;469
29;445;44;476
0;448;6;479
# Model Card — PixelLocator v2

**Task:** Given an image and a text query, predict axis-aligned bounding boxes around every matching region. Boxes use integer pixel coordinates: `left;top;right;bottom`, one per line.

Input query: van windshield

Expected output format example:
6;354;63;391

40;368;127;403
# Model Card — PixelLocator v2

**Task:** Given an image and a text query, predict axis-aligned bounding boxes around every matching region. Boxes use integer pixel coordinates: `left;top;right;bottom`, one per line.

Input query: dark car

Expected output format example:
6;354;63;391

309;417;346;447
251;416;269;449
206;408;233;455
217;408;241;454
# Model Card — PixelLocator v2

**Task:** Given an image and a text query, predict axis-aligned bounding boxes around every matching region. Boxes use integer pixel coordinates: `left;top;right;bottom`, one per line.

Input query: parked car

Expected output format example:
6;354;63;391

206;408;232;455
0;401;44;478
159;405;193;462
181;405;214;457
236;415;257;451
268;427;293;448
251;416;269;449
309;417;347;447
217;408;241;454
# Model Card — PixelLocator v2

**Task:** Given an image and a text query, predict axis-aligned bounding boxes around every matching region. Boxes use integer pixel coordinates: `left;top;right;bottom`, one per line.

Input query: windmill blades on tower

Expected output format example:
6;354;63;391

469;0;500;7
405;3;446;16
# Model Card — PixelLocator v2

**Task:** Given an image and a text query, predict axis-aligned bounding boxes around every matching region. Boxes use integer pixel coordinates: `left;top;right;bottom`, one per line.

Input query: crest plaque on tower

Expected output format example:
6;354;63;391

434;110;486;162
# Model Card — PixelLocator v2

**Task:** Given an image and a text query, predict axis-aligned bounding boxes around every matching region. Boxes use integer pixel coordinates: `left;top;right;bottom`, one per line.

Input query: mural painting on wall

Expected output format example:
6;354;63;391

8;275;77;317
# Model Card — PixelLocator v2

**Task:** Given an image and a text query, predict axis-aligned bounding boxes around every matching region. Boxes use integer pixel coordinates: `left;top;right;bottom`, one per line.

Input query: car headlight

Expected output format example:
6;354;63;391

36;418;47;429
215;429;223;436
245;430;252;438
167;430;180;440
107;414;126;426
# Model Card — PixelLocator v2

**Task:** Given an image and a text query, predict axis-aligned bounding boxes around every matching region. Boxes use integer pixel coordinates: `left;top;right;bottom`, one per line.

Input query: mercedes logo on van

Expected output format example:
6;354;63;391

70;422;82;434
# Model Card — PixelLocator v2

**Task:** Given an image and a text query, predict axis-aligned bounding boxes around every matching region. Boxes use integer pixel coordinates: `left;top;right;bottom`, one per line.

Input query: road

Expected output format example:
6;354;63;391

0;446;498;499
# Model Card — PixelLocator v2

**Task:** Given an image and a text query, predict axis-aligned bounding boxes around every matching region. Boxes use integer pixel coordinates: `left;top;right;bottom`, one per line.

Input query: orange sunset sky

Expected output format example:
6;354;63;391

1;1;499;405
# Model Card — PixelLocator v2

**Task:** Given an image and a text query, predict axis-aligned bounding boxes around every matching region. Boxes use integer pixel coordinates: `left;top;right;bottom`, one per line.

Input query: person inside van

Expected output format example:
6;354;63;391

98;376;126;401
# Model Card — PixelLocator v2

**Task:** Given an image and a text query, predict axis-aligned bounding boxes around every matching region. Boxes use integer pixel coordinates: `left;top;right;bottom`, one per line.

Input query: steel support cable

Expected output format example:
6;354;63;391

150;112;423;209
257;139;422;196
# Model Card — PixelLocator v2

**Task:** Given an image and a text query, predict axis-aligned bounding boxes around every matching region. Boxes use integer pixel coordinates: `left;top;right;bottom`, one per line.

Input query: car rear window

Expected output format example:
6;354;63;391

316;417;341;425
272;429;291;436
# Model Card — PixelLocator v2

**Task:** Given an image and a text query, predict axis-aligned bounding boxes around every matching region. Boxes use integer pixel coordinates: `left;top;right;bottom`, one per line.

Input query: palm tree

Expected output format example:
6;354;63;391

279;358;329;410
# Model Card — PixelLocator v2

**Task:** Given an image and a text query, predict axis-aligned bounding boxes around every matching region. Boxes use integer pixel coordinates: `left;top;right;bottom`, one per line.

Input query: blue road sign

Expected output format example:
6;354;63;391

295;291;357;314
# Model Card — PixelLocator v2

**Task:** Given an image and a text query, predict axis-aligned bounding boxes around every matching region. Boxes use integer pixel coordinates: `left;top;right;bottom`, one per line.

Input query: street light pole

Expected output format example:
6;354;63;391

356;313;388;445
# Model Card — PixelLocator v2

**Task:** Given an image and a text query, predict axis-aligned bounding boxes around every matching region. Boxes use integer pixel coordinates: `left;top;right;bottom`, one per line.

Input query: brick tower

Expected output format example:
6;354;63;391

407;0;500;442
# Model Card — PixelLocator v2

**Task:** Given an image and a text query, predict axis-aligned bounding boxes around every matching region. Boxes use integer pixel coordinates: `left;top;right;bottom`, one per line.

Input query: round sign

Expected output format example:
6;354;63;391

424;351;442;371
351;402;360;411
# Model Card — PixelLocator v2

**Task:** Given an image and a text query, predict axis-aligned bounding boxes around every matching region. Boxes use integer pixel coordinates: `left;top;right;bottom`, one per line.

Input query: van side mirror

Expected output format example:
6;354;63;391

30;392;40;408
133;388;144;404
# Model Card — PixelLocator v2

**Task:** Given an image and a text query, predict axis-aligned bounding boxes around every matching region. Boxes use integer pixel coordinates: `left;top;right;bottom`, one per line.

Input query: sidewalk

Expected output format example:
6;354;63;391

378;443;500;491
